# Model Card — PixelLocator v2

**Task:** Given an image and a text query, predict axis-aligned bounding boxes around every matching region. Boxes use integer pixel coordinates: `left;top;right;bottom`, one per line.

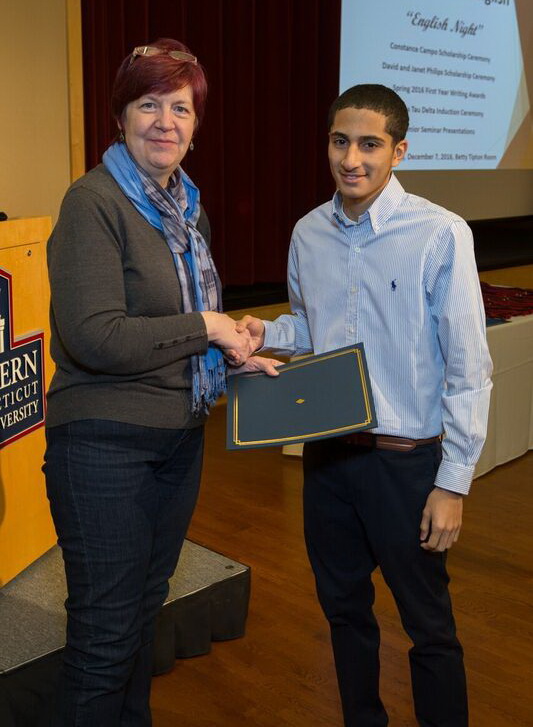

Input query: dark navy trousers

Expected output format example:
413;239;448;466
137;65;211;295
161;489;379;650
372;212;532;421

44;419;204;726
302;439;467;727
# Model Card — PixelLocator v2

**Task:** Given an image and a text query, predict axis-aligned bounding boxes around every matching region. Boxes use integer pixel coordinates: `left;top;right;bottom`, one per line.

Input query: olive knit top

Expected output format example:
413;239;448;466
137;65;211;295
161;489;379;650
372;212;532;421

46;165;210;430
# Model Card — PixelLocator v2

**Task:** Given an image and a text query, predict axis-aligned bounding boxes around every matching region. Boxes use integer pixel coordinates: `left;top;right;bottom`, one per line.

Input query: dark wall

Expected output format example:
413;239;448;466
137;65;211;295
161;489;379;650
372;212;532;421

471;216;533;271
81;0;340;287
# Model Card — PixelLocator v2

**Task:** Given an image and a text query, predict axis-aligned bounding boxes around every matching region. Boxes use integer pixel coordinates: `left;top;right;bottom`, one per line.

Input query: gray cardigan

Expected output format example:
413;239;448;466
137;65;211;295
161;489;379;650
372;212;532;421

46;164;210;429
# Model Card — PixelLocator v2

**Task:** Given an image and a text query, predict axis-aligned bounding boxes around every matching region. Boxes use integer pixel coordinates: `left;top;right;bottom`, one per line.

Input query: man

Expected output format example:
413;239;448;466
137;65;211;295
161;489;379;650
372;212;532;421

240;85;492;726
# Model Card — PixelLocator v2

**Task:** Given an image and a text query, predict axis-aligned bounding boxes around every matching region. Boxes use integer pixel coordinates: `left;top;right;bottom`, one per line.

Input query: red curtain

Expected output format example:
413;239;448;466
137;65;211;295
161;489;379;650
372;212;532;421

81;0;341;286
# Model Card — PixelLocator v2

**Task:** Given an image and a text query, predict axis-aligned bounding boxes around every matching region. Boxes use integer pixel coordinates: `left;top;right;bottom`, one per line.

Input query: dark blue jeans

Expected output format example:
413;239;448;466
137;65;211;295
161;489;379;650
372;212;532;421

303;439;467;727
44;419;204;727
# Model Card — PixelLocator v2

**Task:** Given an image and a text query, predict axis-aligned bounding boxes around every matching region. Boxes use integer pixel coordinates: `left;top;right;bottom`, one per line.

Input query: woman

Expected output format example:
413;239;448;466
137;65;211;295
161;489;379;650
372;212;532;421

44;38;277;726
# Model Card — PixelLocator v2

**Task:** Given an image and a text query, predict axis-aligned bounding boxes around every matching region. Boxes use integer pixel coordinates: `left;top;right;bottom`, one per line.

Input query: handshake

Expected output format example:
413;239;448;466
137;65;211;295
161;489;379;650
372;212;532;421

200;312;280;376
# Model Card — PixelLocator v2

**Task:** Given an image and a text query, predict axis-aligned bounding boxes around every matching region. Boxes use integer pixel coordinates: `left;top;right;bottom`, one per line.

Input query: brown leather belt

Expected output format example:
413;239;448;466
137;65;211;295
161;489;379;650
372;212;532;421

338;432;441;452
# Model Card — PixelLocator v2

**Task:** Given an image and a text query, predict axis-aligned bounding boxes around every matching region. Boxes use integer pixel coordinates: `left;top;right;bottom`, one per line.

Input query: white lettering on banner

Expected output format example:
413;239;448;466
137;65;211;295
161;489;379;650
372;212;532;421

0;350;39;389
0;400;39;429
0;381;40;409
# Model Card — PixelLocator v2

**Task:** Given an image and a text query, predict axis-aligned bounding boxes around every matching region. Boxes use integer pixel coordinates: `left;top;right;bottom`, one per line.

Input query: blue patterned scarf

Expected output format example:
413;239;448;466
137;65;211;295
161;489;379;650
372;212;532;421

103;142;226;415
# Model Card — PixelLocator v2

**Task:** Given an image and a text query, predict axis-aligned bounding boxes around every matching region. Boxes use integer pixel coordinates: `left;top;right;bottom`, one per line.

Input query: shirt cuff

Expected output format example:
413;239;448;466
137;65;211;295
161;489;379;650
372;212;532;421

262;320;278;350
434;459;475;495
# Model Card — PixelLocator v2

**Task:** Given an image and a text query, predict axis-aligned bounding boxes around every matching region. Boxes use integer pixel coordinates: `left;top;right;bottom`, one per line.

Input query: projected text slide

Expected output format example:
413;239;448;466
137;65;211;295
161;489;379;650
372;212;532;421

340;0;531;170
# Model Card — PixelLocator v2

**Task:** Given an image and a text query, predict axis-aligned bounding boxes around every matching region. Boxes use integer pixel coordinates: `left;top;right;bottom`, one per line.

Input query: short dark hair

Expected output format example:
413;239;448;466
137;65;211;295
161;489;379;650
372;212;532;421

111;38;208;127
328;84;409;144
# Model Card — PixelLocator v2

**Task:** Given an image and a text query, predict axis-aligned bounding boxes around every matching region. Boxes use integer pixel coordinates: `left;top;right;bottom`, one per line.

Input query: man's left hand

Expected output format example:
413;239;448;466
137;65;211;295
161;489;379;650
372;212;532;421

227;355;281;377
420;487;463;552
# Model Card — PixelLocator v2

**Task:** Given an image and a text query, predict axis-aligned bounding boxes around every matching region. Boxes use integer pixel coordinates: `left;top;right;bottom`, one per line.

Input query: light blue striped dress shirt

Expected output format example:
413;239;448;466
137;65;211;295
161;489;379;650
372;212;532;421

263;174;493;495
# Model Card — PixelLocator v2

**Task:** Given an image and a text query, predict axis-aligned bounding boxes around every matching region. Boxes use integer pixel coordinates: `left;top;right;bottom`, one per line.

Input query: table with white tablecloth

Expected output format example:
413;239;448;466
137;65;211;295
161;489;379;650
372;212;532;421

474;315;533;477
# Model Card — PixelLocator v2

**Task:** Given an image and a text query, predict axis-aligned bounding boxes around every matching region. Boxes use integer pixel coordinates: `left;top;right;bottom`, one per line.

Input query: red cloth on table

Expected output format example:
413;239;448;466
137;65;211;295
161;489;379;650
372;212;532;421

481;281;533;320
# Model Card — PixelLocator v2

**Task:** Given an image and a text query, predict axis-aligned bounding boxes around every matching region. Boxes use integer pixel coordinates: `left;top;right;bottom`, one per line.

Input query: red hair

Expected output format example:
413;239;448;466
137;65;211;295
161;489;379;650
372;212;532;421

111;38;207;126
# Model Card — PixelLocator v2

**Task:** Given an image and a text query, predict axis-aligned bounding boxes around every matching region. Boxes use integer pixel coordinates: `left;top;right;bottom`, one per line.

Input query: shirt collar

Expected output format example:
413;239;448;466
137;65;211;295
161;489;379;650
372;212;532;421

331;173;405;232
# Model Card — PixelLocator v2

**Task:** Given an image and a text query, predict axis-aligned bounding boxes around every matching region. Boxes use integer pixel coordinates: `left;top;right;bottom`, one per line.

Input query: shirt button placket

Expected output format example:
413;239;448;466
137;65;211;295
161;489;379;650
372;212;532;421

347;227;361;343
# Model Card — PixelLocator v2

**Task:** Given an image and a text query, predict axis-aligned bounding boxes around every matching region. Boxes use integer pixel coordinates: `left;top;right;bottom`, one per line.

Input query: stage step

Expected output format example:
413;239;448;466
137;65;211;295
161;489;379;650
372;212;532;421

0;540;250;726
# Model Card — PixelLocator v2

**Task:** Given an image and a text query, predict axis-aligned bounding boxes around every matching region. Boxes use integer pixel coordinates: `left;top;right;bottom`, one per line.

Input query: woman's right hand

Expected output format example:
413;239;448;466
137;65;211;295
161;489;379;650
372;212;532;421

200;312;253;365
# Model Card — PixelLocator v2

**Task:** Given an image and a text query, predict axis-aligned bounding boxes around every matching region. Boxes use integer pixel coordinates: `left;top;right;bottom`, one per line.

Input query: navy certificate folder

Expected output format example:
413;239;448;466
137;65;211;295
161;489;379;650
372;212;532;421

226;343;377;449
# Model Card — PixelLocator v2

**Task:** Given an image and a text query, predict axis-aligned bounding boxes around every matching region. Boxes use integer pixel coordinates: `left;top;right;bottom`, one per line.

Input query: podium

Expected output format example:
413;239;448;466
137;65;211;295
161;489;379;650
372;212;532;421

0;217;56;586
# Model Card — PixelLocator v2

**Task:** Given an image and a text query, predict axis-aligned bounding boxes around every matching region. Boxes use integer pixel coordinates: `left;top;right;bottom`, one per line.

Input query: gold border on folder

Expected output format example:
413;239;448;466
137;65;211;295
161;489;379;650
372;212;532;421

232;347;373;446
